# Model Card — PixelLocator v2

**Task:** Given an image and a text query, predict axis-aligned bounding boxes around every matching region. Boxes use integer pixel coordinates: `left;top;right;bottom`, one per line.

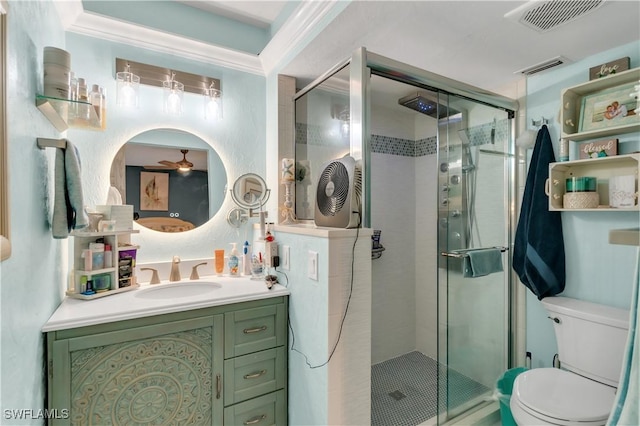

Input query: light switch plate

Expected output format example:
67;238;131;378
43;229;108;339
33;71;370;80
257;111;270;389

282;245;290;270
307;250;318;281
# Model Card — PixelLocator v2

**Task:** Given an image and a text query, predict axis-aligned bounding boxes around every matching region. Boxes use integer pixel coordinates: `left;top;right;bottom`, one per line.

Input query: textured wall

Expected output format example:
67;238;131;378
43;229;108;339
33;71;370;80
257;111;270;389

65;33;266;264
1;1;66;421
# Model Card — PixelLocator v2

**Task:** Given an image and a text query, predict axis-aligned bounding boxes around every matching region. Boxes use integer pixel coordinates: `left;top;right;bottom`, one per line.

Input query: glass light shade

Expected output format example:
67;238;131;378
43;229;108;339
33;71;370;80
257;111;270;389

116;70;140;108
163;79;184;116
204;87;223;121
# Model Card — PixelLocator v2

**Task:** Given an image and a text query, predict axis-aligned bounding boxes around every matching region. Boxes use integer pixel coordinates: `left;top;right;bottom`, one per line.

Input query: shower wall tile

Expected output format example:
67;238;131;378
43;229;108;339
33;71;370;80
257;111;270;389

415;136;438;156
370;134;415;156
371;152;417;364
415;154;438;359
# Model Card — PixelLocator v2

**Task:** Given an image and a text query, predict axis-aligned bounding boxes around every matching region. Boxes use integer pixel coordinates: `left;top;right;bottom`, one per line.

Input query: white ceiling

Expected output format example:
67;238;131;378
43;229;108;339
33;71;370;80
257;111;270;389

59;1;640;94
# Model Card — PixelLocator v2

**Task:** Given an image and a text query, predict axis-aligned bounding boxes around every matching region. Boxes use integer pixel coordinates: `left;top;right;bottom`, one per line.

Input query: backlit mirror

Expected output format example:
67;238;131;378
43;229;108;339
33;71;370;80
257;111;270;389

230;173;269;210
110;128;226;232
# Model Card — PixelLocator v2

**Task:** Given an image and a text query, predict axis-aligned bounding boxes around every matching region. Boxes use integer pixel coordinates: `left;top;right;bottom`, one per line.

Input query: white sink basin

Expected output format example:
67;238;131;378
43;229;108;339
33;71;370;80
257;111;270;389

135;281;222;300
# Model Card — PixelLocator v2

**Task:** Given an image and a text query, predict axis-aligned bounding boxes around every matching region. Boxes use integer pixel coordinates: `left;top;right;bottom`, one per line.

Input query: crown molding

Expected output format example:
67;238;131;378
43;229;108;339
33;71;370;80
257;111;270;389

259;0;344;76
54;1;264;76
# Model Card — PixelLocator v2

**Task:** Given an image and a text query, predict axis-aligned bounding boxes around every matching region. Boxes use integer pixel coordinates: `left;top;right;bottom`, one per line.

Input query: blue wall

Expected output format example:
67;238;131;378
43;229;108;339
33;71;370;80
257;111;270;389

1;1;67;420
525;40;640;368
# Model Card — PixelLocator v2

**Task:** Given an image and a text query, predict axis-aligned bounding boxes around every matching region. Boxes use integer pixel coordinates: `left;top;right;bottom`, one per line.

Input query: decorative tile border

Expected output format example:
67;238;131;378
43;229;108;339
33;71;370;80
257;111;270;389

295;119;509;158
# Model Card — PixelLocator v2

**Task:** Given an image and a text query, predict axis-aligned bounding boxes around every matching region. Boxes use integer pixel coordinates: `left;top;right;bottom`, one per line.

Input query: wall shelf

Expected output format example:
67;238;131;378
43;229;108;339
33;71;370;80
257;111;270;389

560;68;640;142
36;94;101;132
67;229;139;300
548;153;640;211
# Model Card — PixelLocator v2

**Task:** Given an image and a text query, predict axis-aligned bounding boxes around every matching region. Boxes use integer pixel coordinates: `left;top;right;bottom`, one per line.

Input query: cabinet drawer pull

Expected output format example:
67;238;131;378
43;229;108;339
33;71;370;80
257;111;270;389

243;369;267;379
243;325;267;334
216;374;221;399
244;414;267;425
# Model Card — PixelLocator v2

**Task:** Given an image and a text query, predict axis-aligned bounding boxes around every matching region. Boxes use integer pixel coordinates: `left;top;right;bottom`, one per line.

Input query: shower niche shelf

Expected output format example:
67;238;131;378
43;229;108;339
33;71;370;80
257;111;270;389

560;67;640;142
548;153;640;211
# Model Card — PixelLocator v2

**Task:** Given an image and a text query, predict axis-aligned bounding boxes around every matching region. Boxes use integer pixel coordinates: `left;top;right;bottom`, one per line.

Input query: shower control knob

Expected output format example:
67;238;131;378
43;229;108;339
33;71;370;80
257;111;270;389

451;210;461;218
440;163;449;173
450;175;461;185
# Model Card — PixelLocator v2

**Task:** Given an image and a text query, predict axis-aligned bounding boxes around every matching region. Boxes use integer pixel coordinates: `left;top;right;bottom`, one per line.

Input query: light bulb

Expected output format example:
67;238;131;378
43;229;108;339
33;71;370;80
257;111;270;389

119;84;137;107
166;91;181;115
206;98;220;120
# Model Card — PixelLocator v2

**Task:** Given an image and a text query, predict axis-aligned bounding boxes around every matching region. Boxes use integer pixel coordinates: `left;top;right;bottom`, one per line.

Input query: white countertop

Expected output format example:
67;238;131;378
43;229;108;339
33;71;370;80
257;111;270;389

42;276;289;332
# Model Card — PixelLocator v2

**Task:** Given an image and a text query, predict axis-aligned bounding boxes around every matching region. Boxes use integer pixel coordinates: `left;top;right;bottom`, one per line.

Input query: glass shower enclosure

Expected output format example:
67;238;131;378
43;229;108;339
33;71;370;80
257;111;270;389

294;48;517;424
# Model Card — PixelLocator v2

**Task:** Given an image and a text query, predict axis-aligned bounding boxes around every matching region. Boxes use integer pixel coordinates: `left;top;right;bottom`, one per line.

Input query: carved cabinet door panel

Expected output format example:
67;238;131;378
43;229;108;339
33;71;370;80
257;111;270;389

50;315;224;426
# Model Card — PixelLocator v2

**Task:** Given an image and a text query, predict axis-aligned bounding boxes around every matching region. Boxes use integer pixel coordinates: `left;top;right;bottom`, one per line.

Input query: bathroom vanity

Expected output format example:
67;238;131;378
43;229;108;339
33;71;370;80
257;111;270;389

42;277;289;425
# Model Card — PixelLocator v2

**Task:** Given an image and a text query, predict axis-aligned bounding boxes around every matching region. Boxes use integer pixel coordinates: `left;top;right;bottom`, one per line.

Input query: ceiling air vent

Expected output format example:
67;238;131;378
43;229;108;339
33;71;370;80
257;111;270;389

505;0;605;33
515;56;570;76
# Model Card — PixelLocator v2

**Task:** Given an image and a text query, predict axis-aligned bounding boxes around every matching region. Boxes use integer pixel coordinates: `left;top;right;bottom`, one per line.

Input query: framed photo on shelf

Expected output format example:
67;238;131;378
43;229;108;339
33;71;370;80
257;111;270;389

579;82;639;132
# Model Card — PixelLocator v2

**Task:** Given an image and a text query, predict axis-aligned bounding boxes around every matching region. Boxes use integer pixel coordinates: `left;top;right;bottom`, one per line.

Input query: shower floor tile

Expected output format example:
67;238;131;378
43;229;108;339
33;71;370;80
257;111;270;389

371;351;490;426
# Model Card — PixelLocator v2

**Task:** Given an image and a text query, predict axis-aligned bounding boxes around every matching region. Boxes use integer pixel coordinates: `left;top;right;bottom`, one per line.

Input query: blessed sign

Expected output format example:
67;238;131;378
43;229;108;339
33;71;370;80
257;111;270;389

589;57;630;80
578;138;618;159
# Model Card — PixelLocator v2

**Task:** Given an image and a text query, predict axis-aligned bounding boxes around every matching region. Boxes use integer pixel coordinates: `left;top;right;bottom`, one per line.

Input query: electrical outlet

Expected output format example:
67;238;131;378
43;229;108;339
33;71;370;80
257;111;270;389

282;245;290;270
307;250;318;281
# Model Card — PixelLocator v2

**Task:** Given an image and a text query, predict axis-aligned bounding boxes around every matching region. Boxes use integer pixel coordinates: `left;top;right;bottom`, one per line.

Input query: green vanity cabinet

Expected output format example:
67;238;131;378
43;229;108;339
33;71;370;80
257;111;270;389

46;296;288;426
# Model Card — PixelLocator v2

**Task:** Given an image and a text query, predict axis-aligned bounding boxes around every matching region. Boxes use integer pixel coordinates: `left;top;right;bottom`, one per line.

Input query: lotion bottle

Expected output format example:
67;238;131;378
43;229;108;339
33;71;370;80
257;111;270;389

242;241;251;276
228;243;240;277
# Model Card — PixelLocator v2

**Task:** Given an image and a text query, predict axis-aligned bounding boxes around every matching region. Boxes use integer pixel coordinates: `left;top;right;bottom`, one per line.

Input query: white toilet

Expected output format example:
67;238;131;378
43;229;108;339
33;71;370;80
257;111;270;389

510;296;630;426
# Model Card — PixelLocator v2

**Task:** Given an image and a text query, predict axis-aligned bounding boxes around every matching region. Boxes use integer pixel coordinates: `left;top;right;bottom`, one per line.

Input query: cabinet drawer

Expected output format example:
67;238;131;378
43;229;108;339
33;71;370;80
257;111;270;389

225;304;286;358
224;347;286;405
224;390;287;426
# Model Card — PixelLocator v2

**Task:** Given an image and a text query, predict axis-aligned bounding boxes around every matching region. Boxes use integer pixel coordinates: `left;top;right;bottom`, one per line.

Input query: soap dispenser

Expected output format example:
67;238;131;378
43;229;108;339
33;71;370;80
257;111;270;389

228;243;240;277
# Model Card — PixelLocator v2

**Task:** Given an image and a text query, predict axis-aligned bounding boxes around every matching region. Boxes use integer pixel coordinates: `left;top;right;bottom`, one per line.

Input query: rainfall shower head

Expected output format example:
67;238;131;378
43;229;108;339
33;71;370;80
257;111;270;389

398;92;460;119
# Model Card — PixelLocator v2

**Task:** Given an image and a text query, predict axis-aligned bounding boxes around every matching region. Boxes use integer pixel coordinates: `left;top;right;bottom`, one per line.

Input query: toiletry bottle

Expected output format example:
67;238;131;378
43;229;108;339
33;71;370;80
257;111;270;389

559;138;569;162
77;78;89;126
99;86;107;130
104;244;113;268
242;241;251;276
228;243;239;277
89;84;102;126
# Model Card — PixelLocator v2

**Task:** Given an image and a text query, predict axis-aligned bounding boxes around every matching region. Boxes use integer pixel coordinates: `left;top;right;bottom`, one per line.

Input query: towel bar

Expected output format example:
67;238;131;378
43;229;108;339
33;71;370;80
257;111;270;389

37;138;67;149
441;246;508;259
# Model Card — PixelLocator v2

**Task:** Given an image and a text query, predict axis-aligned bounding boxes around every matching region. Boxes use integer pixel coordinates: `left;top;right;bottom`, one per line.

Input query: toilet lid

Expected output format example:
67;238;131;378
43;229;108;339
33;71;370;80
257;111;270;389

513;368;615;423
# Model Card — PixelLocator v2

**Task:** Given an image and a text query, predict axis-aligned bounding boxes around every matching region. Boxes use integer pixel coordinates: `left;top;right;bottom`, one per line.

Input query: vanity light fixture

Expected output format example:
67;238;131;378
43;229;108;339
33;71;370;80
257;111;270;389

163;72;184;116
114;58;221;118
115;62;140;108
204;81;223;121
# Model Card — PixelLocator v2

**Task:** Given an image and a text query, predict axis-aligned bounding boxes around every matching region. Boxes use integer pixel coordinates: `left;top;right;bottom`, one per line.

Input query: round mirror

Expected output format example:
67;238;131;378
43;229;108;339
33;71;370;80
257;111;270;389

110;128;227;233
230;173;269;210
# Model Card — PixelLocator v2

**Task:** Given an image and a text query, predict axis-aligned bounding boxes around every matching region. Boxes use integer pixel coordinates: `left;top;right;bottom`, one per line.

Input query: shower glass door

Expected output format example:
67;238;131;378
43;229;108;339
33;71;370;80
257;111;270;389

436;93;513;422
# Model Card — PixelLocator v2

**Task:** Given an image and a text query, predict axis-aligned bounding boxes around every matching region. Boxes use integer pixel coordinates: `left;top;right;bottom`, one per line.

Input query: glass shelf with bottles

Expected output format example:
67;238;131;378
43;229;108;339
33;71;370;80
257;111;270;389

36;94;102;132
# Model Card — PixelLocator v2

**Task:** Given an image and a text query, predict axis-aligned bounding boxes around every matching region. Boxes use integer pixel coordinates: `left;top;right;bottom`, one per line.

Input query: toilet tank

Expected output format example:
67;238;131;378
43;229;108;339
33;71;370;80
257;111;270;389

542;296;629;388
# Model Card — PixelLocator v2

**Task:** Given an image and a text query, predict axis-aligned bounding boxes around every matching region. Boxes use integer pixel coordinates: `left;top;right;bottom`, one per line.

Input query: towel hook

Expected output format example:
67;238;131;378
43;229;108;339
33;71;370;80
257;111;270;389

37;138;67;149
531;117;549;128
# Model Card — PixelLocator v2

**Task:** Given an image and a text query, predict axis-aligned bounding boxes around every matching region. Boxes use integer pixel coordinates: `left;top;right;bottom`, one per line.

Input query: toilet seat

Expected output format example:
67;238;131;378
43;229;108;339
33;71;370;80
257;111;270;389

511;368;615;425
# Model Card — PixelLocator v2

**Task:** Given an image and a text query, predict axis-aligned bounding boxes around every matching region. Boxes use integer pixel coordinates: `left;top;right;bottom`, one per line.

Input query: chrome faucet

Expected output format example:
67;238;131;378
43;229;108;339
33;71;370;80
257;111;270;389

170;256;181;282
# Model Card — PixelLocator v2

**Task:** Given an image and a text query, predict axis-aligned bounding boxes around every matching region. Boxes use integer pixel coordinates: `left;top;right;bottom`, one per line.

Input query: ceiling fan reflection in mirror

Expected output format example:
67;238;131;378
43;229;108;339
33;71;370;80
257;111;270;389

144;149;193;172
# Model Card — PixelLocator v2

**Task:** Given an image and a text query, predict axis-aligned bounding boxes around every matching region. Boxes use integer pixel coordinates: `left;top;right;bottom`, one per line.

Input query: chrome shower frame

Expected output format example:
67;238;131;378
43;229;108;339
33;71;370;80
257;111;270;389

294;47;520;424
